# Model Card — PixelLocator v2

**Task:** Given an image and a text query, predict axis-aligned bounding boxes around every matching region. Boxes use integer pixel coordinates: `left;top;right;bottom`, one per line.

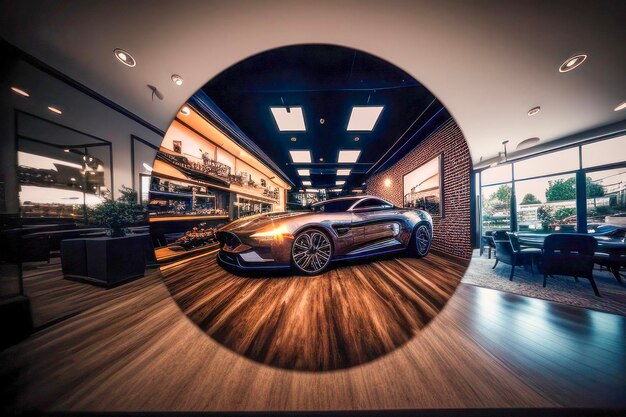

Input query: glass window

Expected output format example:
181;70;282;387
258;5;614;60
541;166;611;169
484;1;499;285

312;198;358;213
481;183;512;231
586;168;626;233
515;173;577;233
513;147;579;180
353;198;392;210
481;163;512;186
582;135;626;169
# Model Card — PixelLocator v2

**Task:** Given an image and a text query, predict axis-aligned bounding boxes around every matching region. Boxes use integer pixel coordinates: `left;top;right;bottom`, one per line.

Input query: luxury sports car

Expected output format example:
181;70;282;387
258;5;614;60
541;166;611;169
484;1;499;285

215;196;433;275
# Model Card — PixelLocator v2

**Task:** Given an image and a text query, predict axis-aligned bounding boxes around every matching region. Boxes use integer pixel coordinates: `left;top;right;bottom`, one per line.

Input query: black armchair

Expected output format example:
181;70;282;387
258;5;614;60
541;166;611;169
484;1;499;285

540;233;600;296
492;231;538;280
594;248;625;286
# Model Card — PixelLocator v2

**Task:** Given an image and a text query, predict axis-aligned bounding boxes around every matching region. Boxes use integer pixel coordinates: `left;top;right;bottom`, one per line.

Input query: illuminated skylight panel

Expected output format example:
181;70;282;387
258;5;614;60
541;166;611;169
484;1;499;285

297;169;310;176
336;169;351;176
347;106;384;131
271;107;306;131
338;150;361;163
289;150;312;163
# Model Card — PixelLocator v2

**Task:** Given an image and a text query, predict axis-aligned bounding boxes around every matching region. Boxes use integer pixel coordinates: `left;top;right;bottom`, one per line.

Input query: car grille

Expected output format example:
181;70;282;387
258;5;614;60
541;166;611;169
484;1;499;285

216;231;241;248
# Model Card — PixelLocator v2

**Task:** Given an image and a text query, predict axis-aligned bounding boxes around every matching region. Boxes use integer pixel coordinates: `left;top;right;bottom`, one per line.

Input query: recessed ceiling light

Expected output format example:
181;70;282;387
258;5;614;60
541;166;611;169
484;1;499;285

319;157;324;162
171;74;183;86
289;150;312;163
319;118;325;125
114;48;136;67
337;169;351;176
302;180;312;186
290;137;297;142
527;106;541;116
559;54;587;73
330;188;342;192
10;86;29;97
63;148;70;153
305;189;319;193
48;106;62;115
338;150;361;163
336;180;346;186
70;177;76;182
297;169;310;176
516;137;541;150
354;137;360;142
614;101;626;112
347;106;384;131
270;107;306;131
180;106;191;116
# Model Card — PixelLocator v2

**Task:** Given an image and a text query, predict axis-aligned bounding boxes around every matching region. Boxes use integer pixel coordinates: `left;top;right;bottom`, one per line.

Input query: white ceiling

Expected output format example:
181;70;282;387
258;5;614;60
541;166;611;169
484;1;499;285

2;0;625;165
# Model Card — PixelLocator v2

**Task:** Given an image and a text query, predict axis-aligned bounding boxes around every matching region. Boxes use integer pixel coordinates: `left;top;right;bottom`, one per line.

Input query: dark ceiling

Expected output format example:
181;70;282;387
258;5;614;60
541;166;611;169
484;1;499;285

200;44;451;191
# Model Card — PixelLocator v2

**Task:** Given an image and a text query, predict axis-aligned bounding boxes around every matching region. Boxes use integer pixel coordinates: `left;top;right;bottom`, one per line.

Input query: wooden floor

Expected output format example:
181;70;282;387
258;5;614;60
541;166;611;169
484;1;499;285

162;253;465;371
0;252;625;412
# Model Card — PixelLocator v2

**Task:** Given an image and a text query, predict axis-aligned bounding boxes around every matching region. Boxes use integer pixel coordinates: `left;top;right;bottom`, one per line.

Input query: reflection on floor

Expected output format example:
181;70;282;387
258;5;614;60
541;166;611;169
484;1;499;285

463;250;626;316
162;252;466;371
0;253;624;411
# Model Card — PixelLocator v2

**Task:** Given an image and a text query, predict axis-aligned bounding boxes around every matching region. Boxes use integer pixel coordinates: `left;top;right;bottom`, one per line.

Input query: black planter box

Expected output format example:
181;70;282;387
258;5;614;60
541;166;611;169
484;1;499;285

61;235;146;288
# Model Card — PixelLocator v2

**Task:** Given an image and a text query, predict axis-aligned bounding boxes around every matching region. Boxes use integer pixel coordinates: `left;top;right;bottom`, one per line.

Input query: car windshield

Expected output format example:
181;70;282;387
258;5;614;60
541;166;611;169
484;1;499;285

311;199;358;213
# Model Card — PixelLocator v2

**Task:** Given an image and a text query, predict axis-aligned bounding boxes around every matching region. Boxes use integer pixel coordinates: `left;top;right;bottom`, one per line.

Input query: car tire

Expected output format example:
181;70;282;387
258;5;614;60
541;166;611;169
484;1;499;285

291;229;333;275
412;223;432;258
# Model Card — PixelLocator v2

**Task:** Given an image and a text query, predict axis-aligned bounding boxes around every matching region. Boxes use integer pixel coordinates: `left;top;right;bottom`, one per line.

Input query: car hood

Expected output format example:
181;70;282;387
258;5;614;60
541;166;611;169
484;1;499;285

218;211;311;235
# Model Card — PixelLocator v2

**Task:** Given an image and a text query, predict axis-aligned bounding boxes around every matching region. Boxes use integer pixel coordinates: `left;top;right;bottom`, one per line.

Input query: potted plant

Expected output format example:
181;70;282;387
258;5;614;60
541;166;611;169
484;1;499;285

61;187;148;287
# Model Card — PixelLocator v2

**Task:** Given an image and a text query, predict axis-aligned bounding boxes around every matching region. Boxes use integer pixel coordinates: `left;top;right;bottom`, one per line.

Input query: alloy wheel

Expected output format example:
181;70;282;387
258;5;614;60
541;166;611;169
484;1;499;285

292;230;332;274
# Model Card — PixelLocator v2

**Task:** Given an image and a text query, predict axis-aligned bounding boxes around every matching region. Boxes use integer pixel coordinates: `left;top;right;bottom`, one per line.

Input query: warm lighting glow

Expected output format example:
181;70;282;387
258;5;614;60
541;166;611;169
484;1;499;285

251;224;291;238
338;150;361;163
171;74;183;86
114;48;136;67
337;169;351;176
347;106;384;131
297;169;310;176
289;150;312;163
11;86;29;97
270;107;306;131
48;106;62;115
614;101;626;112
180;106;191;116
384;178;392;187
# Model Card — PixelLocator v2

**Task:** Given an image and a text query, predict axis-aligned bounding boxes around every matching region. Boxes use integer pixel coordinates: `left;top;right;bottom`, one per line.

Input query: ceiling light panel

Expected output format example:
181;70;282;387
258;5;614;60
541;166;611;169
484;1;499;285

271;107;306;131
114;48;136;67
11;86;29;97
347;106;384;131
338;150;361;163
289;150;312;163
336;169;351;176
302;180;312;186
336;180;346;186
297;169;310;176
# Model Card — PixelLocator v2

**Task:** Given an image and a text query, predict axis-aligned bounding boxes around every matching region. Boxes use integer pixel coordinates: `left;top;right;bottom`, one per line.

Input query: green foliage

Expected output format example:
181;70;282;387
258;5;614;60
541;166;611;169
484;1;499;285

87;186;146;236
494;185;512;204
586;177;605;198
554;207;576;221
521;193;541;205
537;205;554;230
545;177;576;202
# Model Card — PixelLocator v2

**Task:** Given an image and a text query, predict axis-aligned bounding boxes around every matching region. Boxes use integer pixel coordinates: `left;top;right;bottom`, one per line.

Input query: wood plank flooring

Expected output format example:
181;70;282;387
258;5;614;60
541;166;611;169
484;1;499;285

0;252;624;412
162;253;466;371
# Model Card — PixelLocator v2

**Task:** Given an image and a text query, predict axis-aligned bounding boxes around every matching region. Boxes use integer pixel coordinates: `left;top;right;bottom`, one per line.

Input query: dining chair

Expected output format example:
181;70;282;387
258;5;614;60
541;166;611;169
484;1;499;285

540;233;600;296
492;231;536;281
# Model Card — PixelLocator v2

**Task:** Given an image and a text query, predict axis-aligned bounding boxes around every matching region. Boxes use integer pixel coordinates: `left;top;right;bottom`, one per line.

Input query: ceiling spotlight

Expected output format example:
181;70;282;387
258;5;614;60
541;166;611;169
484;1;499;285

10;86;29;97
527;106;541;116
516;137;541;150
559;54;587;73
114;48;136;67
319;157;324;162
320;118;325;125
354;137;360;142
614;101;626;112
171;74;183;86
63;148;70;153
180;106;191;116
290;137;297;142
47;106;62;115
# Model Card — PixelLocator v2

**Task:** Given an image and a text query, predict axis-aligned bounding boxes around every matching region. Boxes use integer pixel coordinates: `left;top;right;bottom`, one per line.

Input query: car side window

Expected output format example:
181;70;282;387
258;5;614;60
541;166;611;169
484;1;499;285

353;198;392;211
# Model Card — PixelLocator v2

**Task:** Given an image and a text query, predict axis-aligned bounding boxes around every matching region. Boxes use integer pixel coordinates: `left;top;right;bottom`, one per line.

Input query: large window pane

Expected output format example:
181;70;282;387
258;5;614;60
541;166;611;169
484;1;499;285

586;168;626;231
582;135;626;169
515;174;577;233
481;183;511;231
480;163;512;186
514;147;579;180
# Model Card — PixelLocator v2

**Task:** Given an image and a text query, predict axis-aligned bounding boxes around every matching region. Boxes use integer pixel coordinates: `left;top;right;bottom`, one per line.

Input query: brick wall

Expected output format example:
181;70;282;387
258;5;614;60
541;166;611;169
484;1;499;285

366;119;472;260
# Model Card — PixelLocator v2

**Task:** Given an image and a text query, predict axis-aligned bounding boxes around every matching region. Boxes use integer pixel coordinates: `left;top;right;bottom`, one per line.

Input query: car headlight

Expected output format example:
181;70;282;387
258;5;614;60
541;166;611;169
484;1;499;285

250;224;293;240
